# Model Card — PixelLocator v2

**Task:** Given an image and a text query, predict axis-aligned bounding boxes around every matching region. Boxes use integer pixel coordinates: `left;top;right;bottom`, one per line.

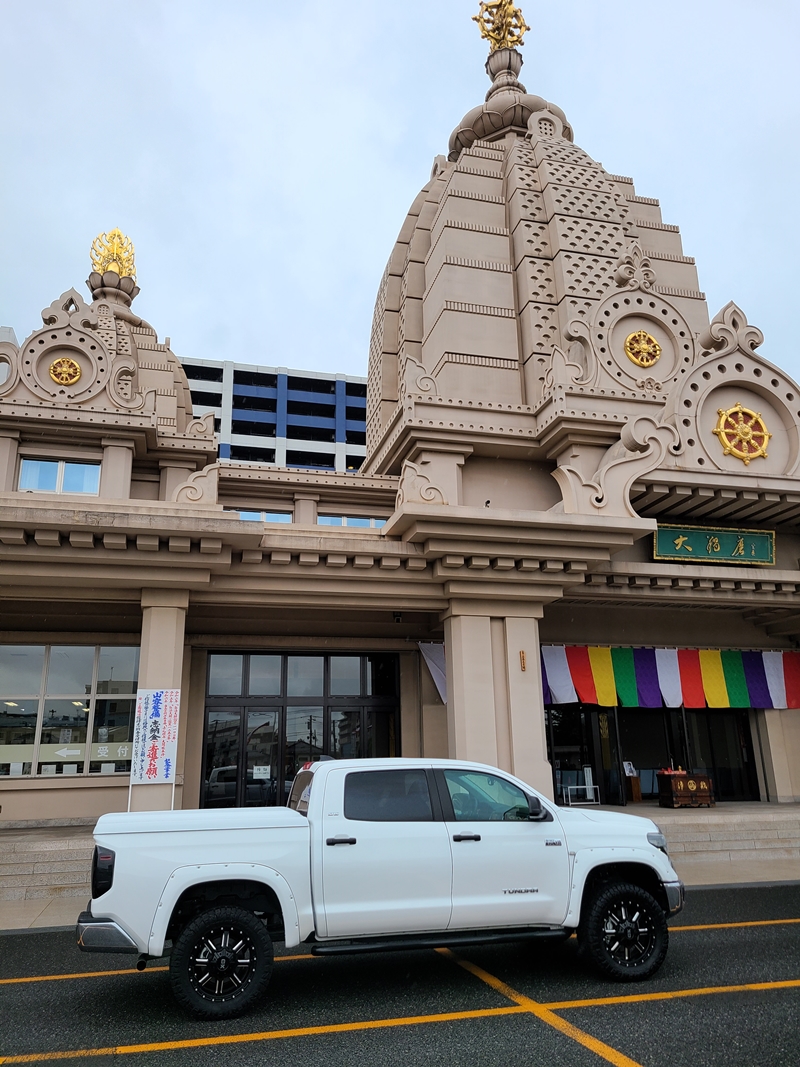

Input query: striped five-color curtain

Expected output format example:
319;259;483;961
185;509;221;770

540;646;800;709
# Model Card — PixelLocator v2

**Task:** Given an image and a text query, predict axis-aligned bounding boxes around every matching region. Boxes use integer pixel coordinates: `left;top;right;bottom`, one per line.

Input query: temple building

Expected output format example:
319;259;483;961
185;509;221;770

2;1;800;824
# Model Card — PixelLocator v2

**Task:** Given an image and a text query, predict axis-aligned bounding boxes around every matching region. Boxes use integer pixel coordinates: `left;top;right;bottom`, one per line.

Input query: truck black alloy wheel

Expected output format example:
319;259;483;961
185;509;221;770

170;906;274;1019
580;882;668;982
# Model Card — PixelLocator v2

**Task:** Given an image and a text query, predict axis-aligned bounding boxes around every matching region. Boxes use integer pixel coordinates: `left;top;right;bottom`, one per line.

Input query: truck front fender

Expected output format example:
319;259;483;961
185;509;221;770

563;847;675;928
148;862;313;957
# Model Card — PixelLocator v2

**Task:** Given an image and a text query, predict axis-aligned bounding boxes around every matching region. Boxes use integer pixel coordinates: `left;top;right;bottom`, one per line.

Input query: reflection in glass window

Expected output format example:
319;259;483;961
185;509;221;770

0;698;38;777
284;706;323;783
18;458;100;495
62;463;101;494
38;698;90;775
208;654;243;696
249;655;281;695
19;459;58;492
225;509;292;523
442;769;530;822
344;769;432;821
330;656;361;695
46;646;95;696
331;709;361;758
286;657;324;697
245;710;279;805
96;647;140;695
0;646;45;695
367;654;398;697
90;698;135;774
317;515;387;528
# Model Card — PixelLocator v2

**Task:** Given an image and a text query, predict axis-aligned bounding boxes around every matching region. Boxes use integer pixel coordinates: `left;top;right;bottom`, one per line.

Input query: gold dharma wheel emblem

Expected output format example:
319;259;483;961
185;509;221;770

624;330;662;368
712;402;771;466
49;357;82;386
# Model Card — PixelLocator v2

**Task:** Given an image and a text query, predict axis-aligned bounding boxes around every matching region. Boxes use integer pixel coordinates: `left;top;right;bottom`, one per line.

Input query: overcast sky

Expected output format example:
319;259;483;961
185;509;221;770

1;1;798;380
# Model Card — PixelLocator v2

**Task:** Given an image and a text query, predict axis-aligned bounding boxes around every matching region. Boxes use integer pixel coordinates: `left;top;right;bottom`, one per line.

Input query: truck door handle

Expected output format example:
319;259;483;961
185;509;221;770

326;836;357;846
452;833;481;842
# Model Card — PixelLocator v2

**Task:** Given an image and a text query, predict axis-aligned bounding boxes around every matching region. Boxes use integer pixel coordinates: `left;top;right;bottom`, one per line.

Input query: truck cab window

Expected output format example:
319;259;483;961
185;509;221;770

442;770;530;821
287;770;314;815
344;769;433;821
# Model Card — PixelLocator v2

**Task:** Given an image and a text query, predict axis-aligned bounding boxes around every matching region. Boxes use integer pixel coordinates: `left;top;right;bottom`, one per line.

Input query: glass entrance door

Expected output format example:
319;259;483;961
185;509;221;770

202;653;399;808
686;709;759;801
546;704;624;805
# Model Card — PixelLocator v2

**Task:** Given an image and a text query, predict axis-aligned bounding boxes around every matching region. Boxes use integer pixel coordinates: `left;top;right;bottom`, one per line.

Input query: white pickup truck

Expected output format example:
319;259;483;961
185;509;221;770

76;758;684;1018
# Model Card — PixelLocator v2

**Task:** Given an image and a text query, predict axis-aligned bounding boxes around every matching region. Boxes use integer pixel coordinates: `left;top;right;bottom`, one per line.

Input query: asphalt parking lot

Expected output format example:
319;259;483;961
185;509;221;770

1;885;799;1067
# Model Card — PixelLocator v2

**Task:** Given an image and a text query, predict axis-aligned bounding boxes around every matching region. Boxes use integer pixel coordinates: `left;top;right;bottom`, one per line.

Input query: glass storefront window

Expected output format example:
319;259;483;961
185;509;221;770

0;698;39;777
38;699;90;775
90;698;135;774
208;654;243;696
46;646;95;696
367;654;397;697
249;655;281;696
96;647;139;695
331;709;362;758
286;657;324;697
330;656;360;695
285;706;324;782
0;645;45;694
0;644;138;778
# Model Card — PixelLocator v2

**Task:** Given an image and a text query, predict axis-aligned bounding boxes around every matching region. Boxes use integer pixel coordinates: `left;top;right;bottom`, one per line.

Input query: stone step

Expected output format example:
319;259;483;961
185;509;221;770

0;848;94;867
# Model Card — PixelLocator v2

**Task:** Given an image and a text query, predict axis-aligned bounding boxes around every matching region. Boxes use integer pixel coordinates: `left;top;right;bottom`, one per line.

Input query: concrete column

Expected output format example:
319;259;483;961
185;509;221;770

760;709;797;803
0;430;20;491
159;460;196;501
503;615;552;795
99;438;135;500
129;588;189;812
443;604;553;799
444;614;499;768
293;493;319;525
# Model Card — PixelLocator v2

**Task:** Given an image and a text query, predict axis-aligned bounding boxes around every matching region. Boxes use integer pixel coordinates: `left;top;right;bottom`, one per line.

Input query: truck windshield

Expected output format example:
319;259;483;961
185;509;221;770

287;771;314;815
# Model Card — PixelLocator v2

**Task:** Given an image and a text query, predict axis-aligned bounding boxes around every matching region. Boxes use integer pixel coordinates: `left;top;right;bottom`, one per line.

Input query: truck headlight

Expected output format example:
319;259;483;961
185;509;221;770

647;832;668;855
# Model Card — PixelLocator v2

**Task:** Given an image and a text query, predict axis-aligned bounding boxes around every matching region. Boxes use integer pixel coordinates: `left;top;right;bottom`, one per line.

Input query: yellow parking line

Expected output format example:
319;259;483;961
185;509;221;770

0;1006;526;1063
544;977;800;1011
671;918;800;932
0;953;313;987
437;949;643;1067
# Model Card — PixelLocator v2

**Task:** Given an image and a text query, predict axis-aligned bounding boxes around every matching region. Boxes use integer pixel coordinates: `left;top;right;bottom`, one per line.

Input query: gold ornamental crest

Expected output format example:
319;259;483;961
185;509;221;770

713;402;771;466
624;330;662;368
473;1;530;51
90;228;136;280
49;357;82;386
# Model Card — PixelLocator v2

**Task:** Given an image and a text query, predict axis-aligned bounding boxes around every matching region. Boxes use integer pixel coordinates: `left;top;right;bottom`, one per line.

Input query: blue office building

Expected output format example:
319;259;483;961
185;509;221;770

181;358;367;471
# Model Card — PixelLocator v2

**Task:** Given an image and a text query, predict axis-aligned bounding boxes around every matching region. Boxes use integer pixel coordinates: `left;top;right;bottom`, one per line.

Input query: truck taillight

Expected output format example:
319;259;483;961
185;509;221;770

91;846;116;898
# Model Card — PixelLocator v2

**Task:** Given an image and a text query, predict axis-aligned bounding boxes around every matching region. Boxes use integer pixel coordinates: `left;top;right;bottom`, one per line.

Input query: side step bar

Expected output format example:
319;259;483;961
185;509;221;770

311;926;570;956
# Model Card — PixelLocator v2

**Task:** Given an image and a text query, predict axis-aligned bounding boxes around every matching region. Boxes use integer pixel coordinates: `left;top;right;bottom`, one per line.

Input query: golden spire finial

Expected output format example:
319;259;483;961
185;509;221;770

473;0;530;51
90;228;136;281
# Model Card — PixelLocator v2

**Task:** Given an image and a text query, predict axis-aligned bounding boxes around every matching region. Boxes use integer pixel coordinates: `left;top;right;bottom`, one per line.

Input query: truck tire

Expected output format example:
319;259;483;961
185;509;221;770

579;882;668;982
169;905;273;1019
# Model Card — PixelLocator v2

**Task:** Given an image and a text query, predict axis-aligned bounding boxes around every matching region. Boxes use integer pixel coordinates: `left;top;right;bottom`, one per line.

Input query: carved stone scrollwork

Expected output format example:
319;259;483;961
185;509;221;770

552;416;680;518
40;290;98;331
185;411;217;437
699;301;764;358
614;242;657;292
543;345;586;391
400;354;437;396
396;460;447;507
172;463;220;504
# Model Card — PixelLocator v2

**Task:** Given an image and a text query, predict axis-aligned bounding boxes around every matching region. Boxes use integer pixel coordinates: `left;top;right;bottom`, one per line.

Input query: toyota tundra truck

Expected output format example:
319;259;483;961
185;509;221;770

76;758;684;1018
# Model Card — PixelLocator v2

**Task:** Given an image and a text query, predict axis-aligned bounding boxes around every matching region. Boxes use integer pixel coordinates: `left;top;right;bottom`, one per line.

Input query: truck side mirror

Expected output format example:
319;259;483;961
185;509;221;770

527;795;544;820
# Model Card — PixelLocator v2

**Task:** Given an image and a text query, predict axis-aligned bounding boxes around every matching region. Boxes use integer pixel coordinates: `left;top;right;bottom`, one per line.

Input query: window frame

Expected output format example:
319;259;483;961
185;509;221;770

343;768;439;823
0;644;140;779
17;457;101;496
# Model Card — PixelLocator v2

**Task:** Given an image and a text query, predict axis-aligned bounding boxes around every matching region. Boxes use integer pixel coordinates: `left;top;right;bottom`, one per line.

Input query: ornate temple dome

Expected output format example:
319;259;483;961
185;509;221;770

363;1;800;524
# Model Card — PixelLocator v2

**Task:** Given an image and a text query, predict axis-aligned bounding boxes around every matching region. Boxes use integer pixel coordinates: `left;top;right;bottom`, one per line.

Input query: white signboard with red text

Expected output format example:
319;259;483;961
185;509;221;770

130;688;180;786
